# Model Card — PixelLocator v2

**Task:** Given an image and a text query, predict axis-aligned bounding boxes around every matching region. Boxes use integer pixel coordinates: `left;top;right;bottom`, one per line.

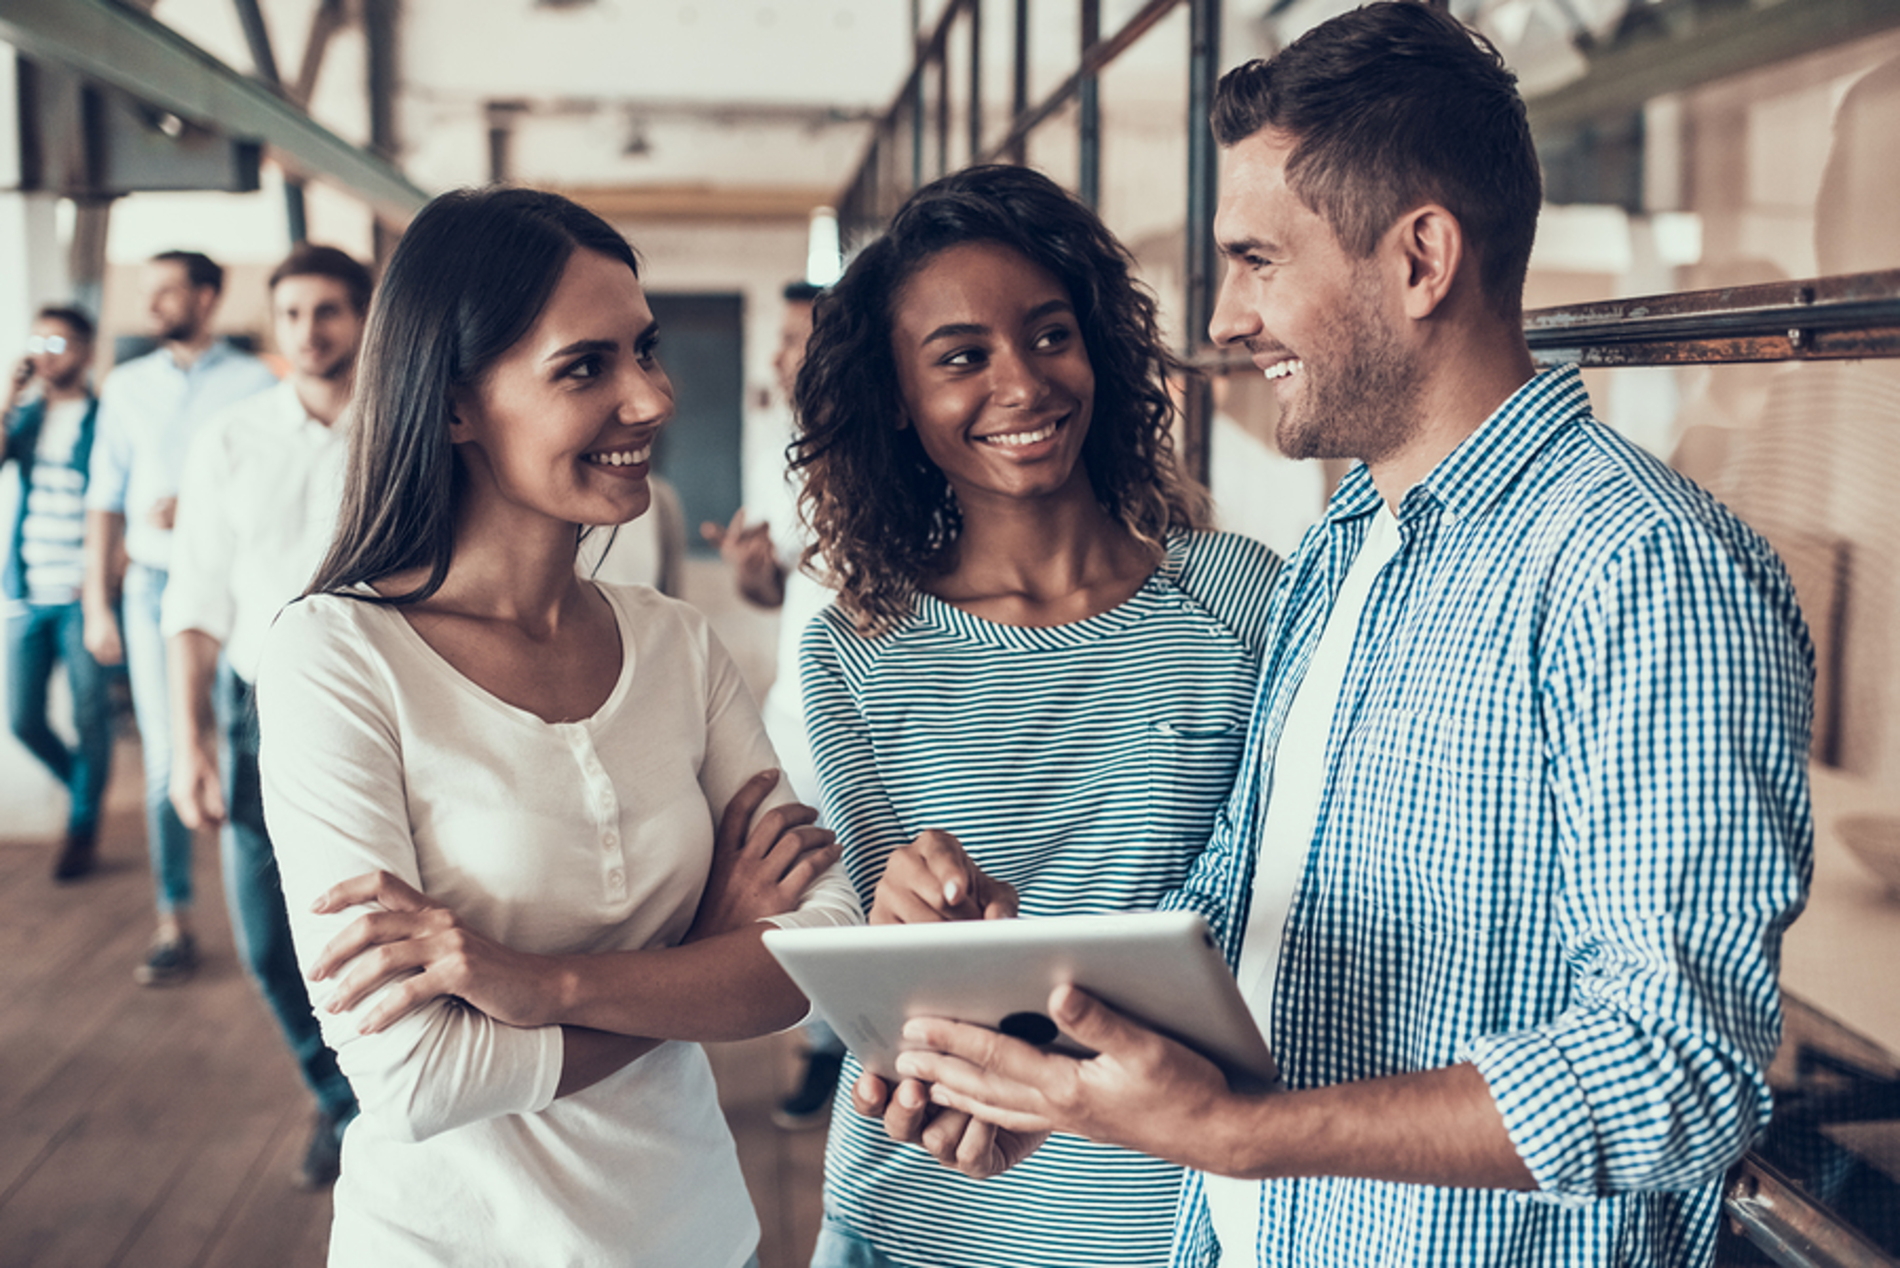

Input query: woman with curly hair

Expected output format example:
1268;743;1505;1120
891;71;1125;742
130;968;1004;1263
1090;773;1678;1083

794;164;1284;1268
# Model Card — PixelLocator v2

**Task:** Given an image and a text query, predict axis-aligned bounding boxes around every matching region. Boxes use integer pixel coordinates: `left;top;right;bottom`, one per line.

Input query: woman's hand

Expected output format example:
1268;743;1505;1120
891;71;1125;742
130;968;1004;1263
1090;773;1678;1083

687;767;842;941
871;829;1018;924
850;1067;1050;1179
308;871;564;1033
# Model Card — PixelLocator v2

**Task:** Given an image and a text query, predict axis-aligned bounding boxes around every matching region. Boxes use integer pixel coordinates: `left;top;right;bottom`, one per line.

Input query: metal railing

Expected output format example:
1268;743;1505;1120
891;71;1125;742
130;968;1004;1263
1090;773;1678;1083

1524;269;1900;368
836;0;1216;279
1726;1155;1900;1268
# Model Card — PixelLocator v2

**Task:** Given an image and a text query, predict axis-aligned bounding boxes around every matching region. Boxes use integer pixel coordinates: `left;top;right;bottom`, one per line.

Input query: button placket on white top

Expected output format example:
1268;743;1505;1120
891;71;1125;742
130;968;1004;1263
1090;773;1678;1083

561;724;625;896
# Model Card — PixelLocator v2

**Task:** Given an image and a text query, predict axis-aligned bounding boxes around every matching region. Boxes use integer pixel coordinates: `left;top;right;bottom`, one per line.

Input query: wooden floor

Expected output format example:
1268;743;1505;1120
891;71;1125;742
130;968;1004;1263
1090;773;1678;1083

0;560;827;1268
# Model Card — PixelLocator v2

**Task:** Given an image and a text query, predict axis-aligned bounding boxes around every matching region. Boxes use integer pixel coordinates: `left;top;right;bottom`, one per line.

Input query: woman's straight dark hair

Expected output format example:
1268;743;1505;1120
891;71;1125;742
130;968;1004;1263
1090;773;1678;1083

307;186;639;604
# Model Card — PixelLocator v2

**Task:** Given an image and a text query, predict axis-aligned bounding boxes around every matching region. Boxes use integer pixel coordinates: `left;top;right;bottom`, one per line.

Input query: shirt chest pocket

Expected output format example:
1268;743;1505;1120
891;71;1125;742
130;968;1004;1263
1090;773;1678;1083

1146;712;1249;841
1325;706;1542;931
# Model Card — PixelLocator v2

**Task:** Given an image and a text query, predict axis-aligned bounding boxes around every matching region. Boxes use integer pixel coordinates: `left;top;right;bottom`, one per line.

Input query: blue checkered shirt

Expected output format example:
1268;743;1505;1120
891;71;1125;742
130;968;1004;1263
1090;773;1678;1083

1162;367;1814;1267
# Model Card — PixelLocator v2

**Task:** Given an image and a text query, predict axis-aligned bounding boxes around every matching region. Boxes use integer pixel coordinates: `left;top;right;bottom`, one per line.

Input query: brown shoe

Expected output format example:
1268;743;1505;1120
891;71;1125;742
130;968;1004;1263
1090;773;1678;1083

52;830;97;883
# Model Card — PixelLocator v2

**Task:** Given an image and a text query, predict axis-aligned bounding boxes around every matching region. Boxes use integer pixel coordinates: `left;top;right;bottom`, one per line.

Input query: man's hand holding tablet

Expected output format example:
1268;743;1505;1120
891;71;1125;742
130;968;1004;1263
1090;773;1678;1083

766;837;1277;1181
894;982;1243;1176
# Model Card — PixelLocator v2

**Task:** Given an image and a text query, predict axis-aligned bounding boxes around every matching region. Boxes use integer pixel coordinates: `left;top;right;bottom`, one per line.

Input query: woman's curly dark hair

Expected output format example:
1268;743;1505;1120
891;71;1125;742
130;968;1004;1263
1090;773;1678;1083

792;164;1209;636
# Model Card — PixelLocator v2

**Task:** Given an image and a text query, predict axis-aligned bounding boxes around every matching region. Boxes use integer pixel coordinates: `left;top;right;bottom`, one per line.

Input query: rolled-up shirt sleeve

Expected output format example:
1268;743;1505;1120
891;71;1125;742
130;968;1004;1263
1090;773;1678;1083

257;599;563;1143
1463;518;1813;1198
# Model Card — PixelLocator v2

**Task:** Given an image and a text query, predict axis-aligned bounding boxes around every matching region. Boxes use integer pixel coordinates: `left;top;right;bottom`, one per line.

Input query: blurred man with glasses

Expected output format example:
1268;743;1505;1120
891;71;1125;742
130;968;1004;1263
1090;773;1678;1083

3;307;112;881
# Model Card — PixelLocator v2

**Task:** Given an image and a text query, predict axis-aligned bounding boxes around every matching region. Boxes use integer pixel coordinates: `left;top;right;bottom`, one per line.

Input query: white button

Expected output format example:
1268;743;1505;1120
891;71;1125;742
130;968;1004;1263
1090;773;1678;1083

603;830;619;848
607;869;625;887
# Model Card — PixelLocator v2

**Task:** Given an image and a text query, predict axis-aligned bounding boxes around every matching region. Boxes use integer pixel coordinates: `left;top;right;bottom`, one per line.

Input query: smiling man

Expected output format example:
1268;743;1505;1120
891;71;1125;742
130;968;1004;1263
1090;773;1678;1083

890;5;1815;1266
160;243;371;1189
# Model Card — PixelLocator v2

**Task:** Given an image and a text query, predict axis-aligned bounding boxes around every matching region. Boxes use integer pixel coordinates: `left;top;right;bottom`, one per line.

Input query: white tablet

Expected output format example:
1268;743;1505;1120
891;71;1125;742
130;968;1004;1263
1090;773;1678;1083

763;911;1279;1092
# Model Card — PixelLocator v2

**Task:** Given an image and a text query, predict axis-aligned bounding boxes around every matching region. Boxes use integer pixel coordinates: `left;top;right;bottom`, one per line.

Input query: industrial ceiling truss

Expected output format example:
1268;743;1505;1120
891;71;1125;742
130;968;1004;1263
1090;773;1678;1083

0;0;425;227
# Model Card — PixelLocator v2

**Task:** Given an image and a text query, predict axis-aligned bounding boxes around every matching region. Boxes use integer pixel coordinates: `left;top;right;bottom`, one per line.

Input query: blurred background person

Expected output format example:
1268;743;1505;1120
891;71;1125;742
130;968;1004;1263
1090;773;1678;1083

702;277;846;1130
3;306;112;882
80;250;278;987
161;243;371;1188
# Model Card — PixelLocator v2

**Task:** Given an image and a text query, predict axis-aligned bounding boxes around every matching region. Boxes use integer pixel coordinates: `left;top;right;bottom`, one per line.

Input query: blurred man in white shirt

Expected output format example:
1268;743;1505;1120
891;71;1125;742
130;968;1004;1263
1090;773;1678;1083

162;244;370;1188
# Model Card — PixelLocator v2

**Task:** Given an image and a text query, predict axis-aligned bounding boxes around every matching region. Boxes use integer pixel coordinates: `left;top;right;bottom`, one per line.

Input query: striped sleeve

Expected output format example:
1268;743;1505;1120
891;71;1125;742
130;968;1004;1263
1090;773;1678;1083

800;606;913;908
1172;528;1283;655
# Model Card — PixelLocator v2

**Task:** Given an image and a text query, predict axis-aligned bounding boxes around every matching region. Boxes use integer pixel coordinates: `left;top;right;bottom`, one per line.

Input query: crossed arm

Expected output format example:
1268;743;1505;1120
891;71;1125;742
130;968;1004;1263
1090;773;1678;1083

306;769;840;1098
258;599;858;1137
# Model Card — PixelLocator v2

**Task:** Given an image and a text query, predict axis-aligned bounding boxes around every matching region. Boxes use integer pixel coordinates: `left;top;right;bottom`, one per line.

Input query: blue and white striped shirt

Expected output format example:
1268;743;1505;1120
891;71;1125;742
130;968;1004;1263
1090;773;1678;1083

803;530;1282;1268
1163;366;1814;1267
20;400;90;605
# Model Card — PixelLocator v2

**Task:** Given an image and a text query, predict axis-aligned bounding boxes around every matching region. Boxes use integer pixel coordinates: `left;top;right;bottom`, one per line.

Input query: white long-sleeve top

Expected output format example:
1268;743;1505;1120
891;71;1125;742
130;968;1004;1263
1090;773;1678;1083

256;580;862;1268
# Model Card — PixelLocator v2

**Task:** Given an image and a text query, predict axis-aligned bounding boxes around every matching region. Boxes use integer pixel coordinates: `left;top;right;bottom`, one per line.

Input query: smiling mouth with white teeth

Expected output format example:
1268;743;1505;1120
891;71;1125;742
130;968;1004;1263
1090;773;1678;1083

583;444;652;467
1262;359;1303;382
979;418;1063;448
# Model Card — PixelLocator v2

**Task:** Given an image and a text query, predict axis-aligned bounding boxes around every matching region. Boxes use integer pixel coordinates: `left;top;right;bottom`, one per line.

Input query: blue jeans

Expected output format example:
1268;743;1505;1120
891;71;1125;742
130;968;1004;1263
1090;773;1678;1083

5;601;112;836
804;1015;845;1054
809;1221;903;1268
122;563;195;913
219;665;355;1119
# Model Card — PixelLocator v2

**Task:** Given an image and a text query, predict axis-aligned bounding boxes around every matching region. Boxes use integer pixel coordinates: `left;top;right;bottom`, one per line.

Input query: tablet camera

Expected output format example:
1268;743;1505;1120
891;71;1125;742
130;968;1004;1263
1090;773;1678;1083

997;1011;1060;1047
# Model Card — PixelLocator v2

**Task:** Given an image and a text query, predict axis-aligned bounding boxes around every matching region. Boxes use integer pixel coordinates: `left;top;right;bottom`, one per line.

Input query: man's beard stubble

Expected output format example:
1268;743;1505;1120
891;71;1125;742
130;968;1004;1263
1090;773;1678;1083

1277;274;1425;470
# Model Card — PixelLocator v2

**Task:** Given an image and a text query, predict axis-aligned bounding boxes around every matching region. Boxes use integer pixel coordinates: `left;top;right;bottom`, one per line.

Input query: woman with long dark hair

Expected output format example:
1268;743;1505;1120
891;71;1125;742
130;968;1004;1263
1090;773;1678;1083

255;186;860;1267
794;165;1282;1268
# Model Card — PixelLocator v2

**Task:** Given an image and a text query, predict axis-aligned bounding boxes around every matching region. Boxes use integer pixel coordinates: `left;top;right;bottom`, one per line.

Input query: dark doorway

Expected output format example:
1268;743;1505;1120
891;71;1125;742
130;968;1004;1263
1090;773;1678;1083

646;292;744;557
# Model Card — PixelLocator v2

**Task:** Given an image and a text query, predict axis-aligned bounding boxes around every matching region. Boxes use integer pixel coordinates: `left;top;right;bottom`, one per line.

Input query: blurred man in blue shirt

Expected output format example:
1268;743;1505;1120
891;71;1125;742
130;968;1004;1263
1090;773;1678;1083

82;250;277;987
